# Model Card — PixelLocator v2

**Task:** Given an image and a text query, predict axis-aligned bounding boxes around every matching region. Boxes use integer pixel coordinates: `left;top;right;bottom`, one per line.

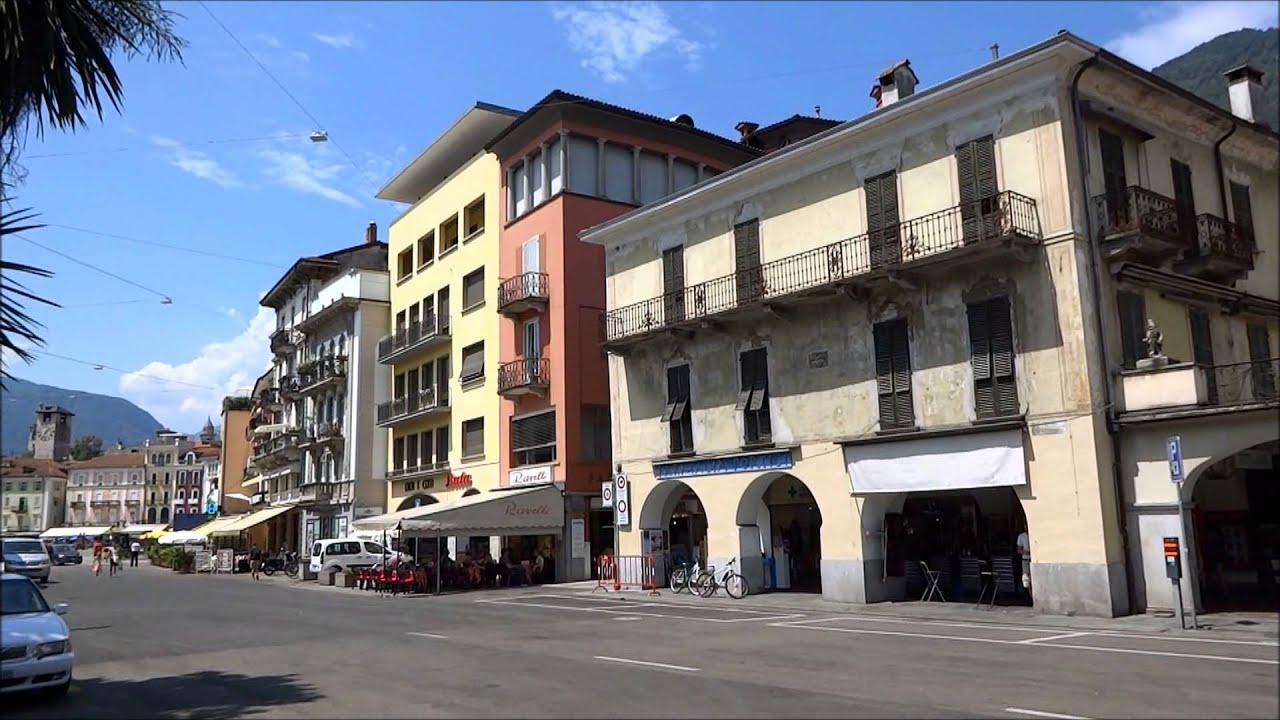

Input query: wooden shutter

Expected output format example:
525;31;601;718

435;427;449;460
437;287;451;330
1117;290;1147;369
662;246;685;323
419;432;434;465
988;296;1018;417
1230;182;1254;240
393;437;405;469
512;411;556;452
734;220;763;303
1170;160;1197;251
957;137;997;243
436;354;450;405
460;343;484;381
462;419;485;457
866;172;901;268
874;319;913;429
1099;130;1128;226
1247;324;1276;401
746;349;769;412
1188;307;1217;403
736;350;756;410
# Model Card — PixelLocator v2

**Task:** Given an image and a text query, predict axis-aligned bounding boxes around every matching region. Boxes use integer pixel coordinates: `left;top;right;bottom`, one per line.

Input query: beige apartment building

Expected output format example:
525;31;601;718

583;32;1277;617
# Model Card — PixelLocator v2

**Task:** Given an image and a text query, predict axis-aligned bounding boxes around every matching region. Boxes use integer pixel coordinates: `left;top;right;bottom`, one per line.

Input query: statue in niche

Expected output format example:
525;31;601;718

1144;319;1164;359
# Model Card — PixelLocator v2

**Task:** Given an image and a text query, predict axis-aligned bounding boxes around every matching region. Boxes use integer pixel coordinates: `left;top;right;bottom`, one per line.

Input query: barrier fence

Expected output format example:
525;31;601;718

594;554;660;595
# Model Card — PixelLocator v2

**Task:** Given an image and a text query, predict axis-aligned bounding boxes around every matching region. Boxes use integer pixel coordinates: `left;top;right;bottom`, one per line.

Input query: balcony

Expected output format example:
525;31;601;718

1092;186;1184;262
279;374;303;400
1118;359;1278;416
251;431;303;468
269;328;299;356
376;387;448;427
604;191;1041;348
497;272;550;315
299;421;344;448
498;358;550;397
298;355;348;394
377;315;451;365
1175;214;1256;284
296;482;334;505
385;461;449;482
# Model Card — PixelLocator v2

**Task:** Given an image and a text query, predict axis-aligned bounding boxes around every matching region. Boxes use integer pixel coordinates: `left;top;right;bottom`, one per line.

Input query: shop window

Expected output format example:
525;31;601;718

967;296;1019;419
873;318;914;430
461;418;485;459
417;231;435;268
662;364;693;455
512;410;556;467
464;197;485;238
580;405;611;463
736;348;771;445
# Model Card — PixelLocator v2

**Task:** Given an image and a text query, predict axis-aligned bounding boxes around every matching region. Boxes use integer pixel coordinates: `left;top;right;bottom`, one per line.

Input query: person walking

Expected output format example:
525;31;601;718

105;545;119;577
130;539;142;568
1016;523;1032;600
249;544;263;581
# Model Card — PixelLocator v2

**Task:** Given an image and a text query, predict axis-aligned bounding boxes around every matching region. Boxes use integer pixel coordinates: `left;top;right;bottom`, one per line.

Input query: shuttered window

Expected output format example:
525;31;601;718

1117;290;1147;369
435;427;450;463
460;342;484;382
461;418;485;459
512;410;556;466
873;318;914;429
1230;182;1255;241
737;348;772;444
462;267;484;310
1246;324;1276;401
1170;160;1196;250
663;365;694;454
865;171;902;268
662;245;685;323
734;219;764;303
419;432;434;466
580;405;611;462
967;296;1019;419
1188;307;1217;404
393;436;405;470
1099;129;1128;228
956;136;998;243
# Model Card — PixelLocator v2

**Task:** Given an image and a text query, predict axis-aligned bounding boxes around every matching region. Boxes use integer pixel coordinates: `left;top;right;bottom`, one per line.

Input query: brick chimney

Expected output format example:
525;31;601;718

871;59;919;109
365;221;378;244
735;121;760;142
1224;65;1265;124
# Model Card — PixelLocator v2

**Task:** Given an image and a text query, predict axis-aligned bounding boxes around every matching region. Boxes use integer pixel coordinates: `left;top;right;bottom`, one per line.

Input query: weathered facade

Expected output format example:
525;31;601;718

2;458;67;533
583;33;1278;617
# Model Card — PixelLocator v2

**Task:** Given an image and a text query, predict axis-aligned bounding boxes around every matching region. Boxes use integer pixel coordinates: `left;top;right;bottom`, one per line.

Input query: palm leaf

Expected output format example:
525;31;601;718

0;205;60;389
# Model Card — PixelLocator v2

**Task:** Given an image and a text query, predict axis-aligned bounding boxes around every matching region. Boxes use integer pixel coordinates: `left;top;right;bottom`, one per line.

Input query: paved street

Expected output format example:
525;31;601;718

8;561;1278;719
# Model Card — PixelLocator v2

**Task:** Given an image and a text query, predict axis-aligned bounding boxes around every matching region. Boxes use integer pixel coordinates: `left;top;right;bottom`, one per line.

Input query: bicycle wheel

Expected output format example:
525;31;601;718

696;573;717;598
669;566;688;594
724;571;748;599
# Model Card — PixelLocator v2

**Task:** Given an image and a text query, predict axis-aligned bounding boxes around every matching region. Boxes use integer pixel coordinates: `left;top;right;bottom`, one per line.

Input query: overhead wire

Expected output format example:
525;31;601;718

22;133;313;160
43;224;287;269
24;349;224;391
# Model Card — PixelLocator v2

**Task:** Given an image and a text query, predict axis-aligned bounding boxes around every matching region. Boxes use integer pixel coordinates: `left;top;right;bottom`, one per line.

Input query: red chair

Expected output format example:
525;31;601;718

398;567;416;595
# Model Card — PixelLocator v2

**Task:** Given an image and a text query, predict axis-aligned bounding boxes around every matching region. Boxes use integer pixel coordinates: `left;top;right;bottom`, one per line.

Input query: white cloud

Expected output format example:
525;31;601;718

1108;1;1279;69
258;148;362;207
152;136;243;189
312;32;360;49
551;1;704;83
119;307;274;429
255;33;284;50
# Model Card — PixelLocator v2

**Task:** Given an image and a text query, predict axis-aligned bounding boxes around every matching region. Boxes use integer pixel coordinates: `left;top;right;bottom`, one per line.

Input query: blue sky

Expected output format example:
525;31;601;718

3;1;1276;432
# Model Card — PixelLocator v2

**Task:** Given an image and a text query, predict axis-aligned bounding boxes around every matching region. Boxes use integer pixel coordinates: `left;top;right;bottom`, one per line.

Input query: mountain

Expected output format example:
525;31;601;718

1153;28;1280;129
1;377;164;456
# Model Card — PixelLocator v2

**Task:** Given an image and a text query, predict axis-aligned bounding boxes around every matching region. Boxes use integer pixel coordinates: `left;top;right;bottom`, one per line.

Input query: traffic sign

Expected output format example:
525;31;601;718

614;473;631;528
601;481;614;508
1167;436;1184;484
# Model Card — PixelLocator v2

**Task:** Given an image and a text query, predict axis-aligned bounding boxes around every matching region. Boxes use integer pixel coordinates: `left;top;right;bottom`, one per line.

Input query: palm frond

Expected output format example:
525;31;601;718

0;204;59;389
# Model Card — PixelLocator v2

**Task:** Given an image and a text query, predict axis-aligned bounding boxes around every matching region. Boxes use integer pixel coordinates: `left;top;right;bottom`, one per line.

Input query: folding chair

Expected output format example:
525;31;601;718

919;560;946;603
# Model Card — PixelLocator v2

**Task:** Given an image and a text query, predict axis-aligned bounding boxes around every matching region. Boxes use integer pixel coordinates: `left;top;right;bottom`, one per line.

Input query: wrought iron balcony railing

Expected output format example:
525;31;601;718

1091;186;1182;246
1204;359;1278;408
497;357;551;394
377;314;451;364
497;272;550;313
375;387;445;426
1194;214;1255;269
604;191;1040;343
269;328;299;355
386;461;449;480
299;355;348;392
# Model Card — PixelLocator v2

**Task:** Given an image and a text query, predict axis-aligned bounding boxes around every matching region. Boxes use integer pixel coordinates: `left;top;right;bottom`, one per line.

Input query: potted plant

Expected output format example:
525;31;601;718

320;568;336;586
338;567;357;588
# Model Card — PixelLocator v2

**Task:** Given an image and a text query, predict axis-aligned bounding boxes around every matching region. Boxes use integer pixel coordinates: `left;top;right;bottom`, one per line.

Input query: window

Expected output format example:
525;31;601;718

737;348;772;445
1188;306;1217;404
405;430;419;468
393;436;405;470
603;143;634;203
419;432;434;466
672;160;697;192
436;354;451;405
1230;181;1255;241
530;149;546;205
663;365;694;455
464;197;485;238
395;309;407;331
967;296;1019;419
436;426;450;463
440;214;460;255
873;318;914;430
508;162;527;219
734;220;764;303
1246;323;1275;401
638;152;667;204
581;405;611;462
548;136;564;194
397;248;414;281
1117;290;1147;369
512;411;555;466
865;171;902;268
662;245;686;323
461;418;485;459
460;342;485;383
462;267;485;310
567;135;599;196
955;136;998;242
1170;159;1196;247
417;231;435;267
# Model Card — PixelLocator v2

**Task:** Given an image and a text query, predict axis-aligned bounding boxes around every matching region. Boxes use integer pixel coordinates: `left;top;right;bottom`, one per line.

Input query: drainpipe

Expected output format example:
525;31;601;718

1069;54;1135;613
1212;123;1237;220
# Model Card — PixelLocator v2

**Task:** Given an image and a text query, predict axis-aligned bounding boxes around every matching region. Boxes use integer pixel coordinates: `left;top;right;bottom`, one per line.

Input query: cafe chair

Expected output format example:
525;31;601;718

919;560;946;603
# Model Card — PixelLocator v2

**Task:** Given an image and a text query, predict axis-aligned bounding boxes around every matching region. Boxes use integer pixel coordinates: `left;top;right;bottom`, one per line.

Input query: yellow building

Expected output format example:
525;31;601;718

582;34;1278;617
376;103;521;516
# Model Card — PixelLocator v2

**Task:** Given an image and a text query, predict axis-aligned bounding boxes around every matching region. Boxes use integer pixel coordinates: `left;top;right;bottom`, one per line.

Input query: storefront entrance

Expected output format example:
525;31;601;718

638;481;708;586
753;475;822;593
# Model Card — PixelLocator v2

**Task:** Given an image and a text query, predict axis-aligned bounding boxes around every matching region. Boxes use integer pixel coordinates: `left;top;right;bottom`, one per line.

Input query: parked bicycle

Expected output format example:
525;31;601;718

695;557;748;599
262;551;300;578
668;561;702;594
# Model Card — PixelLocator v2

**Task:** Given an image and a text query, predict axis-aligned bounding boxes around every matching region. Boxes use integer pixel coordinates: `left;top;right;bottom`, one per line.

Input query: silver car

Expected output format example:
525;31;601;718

1;539;51;584
0;573;74;697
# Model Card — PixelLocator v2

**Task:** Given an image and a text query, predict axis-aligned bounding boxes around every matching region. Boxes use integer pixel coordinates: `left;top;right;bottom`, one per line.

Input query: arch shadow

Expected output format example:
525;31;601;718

396;494;439;512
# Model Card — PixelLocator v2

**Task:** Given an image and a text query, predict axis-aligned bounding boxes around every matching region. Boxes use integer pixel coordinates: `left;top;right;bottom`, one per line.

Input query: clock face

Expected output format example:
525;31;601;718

36;424;55;442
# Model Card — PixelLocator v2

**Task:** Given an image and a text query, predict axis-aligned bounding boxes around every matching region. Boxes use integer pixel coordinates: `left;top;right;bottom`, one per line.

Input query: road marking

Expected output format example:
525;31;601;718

771;621;1279;665
593;656;700;673
484;597;800;623
407;632;448;639
614;616;643;621
1005;708;1090;719
1020;632;1091;644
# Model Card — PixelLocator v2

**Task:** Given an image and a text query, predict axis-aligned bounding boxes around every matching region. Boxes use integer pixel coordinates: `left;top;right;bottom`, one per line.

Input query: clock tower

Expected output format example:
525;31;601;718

27;404;74;461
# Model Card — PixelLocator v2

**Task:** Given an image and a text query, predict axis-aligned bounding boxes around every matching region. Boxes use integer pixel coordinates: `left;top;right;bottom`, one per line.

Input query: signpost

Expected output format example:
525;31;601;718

601;481;614;508
614;473;630;528
1167;435;1197;630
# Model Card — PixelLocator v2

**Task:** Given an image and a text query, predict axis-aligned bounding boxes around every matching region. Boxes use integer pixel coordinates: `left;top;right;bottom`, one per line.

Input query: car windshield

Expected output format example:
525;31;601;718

52;544;75;553
0;578;50;615
4;540;45;554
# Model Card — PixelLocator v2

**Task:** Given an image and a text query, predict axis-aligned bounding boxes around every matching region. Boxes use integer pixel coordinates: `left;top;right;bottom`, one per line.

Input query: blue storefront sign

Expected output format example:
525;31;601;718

653;449;794;481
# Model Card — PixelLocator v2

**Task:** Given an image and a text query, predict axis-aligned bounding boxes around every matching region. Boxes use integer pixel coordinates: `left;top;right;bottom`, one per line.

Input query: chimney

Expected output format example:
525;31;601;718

1224;65;1265;123
365;221;378;244
735;121;760;142
872;59;919;109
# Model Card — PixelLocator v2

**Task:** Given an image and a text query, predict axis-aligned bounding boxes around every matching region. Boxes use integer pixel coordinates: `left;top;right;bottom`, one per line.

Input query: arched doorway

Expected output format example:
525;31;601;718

1189;440;1278;613
397;494;438;512
638;481;709;584
159;507;170;523
737;473;823;593
463;488;480;497
146;507;157;523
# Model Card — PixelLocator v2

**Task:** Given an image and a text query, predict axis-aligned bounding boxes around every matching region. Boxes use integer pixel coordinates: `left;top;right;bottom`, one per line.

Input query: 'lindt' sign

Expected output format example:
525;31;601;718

446;471;472;489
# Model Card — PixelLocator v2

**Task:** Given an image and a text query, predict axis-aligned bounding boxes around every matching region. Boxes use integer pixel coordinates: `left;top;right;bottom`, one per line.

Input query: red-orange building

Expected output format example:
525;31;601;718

485;91;762;578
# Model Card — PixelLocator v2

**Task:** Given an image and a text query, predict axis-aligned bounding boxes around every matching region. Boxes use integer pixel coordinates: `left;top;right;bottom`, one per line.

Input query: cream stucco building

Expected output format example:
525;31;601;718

582;32;1278;617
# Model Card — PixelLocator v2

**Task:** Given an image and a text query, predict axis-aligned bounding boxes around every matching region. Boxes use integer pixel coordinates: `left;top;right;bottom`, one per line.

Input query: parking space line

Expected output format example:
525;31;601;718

1020;632;1091;644
407;632;449;639
594;655;700;673
1005;708;1090;719
711;614;808;623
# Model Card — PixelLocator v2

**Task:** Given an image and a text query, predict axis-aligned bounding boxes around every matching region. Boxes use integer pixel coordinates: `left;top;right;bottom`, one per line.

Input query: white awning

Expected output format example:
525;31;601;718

119;524;166;535
39;526;112;539
845;427;1027;494
353;484;564;536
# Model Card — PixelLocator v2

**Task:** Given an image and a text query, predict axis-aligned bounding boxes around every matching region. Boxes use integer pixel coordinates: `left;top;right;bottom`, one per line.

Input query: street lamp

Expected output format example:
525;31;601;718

309;131;329;143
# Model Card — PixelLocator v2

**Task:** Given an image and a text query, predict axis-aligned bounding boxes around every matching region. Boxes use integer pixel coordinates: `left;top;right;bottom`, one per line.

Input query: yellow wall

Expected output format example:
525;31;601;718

385;152;503;511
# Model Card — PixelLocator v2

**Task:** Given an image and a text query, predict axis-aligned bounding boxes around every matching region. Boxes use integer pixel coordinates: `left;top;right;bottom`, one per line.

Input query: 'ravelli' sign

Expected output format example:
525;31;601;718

504;502;551;517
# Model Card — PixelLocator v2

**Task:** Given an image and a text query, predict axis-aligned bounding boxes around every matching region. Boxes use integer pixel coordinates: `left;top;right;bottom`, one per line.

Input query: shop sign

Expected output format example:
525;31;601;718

446;471;473;489
508;465;553;487
503;501;552;517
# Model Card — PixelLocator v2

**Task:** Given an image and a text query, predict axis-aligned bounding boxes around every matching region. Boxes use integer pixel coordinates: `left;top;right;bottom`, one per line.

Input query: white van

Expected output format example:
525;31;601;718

309;538;410;574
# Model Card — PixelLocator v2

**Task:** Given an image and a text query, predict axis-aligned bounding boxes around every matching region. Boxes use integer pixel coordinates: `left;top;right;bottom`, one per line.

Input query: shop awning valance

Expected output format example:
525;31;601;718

190;515;248;537
39;526;111;539
844;426;1027;494
210;505;292;537
120;524;166;535
354;484;564;536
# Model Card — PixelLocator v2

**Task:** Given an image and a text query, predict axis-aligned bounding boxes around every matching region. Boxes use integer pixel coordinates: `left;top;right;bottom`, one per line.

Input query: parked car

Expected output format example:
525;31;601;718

44;544;81;567
0;573;74;697
309;538;411;574
1;539;51;584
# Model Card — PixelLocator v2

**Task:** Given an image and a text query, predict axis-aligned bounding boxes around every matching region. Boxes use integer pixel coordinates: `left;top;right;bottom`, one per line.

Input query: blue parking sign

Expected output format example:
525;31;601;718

1167;436;1184;484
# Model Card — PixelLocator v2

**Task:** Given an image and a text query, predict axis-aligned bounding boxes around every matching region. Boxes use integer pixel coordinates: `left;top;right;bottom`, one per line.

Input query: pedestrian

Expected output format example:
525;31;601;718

92;550;102;577
106;546;119;577
1016;523;1032;599
130;539;142;568
92;537;103;562
249;543;263;580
